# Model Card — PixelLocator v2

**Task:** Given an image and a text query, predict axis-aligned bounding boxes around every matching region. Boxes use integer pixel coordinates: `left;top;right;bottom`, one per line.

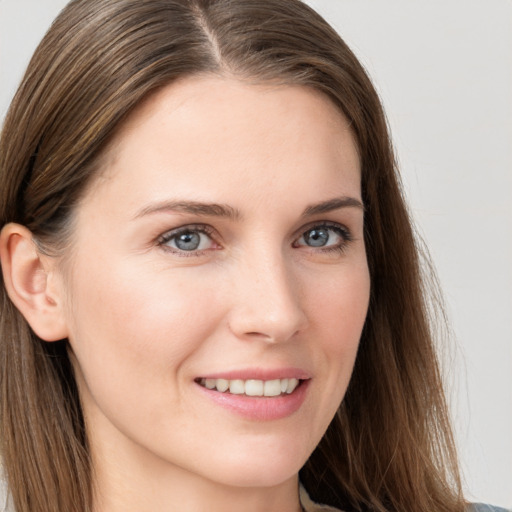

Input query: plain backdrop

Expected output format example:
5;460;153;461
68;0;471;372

1;0;511;508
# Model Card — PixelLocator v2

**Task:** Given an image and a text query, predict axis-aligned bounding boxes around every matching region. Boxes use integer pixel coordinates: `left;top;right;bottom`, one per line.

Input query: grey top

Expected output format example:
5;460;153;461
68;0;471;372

0;477;510;512
471;505;511;512
300;486;511;512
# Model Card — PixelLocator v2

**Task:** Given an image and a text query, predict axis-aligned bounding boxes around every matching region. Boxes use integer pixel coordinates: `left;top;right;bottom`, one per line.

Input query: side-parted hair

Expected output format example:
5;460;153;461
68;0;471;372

0;1;464;511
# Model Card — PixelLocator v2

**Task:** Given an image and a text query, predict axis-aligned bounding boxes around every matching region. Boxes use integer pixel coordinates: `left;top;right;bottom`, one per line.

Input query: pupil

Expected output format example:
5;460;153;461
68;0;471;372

175;232;200;251
306;229;328;247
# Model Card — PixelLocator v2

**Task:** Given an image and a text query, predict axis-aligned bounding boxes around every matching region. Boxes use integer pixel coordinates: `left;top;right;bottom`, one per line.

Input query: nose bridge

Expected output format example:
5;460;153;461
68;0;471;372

229;244;307;342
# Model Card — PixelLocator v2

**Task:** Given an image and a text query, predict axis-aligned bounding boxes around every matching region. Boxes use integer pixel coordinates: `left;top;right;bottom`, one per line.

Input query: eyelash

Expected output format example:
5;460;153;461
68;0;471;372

157;224;217;257
157;222;353;256
293;222;353;255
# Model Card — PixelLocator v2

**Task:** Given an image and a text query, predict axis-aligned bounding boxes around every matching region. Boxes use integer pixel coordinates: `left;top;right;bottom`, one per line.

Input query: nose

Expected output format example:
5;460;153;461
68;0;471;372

227;251;308;343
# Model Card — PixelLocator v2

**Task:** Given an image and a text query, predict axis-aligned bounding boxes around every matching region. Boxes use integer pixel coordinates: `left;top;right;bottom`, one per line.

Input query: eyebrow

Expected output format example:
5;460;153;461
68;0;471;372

301;196;364;216
133;196;363;221
133;200;241;220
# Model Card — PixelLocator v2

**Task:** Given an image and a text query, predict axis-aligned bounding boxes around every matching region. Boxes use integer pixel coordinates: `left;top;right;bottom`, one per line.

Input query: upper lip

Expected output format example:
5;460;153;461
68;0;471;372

196;367;311;381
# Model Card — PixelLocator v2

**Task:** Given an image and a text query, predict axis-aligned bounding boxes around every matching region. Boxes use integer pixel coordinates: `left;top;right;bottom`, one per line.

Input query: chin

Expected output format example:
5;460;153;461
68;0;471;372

195;438;310;489
211;465;299;489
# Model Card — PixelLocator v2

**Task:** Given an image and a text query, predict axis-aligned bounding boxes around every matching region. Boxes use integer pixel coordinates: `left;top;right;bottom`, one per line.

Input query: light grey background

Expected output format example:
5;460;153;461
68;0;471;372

1;0;511;508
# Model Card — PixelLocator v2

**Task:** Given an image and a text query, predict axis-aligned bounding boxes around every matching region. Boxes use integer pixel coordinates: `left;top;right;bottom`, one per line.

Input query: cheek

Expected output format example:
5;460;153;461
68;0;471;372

310;263;370;340
63;259;229;445
283;262;370;449
307;263;370;390
64;257;222;389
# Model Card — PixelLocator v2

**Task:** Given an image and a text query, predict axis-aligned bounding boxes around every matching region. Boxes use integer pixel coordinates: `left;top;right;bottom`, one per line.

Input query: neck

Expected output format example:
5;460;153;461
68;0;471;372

93;463;302;512
90;440;302;512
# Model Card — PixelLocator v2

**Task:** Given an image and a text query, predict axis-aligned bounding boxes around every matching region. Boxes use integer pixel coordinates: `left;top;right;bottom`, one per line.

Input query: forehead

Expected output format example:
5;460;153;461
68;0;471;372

117;75;351;137
84;76;361;216
109;76;356;158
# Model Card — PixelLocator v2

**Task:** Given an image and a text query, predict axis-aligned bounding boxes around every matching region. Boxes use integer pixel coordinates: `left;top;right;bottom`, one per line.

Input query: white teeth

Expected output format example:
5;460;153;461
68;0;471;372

216;378;229;392
229;379;245;394
199;377;301;396
286;378;299;394
264;379;282;397
205;379;216;389
245;379;264;396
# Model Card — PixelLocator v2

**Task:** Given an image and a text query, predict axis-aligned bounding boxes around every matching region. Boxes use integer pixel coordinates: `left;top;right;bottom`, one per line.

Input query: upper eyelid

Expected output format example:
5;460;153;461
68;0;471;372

293;220;351;239
158;223;215;241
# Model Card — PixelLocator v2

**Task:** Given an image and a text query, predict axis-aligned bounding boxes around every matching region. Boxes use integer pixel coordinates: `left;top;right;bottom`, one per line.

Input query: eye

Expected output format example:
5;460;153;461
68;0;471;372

158;225;217;254
294;223;351;251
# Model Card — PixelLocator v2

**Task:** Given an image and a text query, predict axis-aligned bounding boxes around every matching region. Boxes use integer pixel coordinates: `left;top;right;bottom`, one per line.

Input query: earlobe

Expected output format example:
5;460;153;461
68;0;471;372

0;223;69;342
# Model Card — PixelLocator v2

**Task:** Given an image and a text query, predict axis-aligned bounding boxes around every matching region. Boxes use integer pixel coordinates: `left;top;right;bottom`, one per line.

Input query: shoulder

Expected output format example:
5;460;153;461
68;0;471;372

299;487;512;512
468;504;511;512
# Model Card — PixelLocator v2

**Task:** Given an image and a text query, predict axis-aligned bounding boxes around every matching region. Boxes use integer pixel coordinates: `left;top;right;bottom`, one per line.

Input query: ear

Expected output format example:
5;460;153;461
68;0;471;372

0;223;69;342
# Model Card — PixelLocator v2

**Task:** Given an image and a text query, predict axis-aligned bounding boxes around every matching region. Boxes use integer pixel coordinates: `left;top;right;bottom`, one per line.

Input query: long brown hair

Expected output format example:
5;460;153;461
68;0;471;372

0;1;464;511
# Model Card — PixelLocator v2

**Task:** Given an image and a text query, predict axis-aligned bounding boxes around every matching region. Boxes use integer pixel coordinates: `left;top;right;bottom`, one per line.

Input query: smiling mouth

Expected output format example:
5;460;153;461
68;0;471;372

196;377;302;397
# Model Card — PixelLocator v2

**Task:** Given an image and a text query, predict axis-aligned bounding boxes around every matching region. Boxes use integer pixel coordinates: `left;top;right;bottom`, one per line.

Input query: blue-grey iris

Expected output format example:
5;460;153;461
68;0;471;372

304;228;329;247
175;232;201;251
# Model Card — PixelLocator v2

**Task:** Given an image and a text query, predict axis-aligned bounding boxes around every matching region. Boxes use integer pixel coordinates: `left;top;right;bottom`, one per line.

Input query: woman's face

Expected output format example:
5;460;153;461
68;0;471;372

59;77;370;490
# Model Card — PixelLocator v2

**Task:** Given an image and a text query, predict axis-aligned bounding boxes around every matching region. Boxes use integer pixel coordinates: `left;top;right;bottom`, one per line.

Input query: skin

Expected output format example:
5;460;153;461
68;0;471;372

5;77;371;512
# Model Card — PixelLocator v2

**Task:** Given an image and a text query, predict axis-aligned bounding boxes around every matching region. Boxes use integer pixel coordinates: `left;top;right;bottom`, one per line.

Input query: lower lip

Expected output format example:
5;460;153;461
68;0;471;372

195;380;310;421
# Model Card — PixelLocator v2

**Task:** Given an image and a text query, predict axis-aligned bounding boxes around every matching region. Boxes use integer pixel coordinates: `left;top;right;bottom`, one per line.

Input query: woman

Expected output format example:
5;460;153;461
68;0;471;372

0;1;504;511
